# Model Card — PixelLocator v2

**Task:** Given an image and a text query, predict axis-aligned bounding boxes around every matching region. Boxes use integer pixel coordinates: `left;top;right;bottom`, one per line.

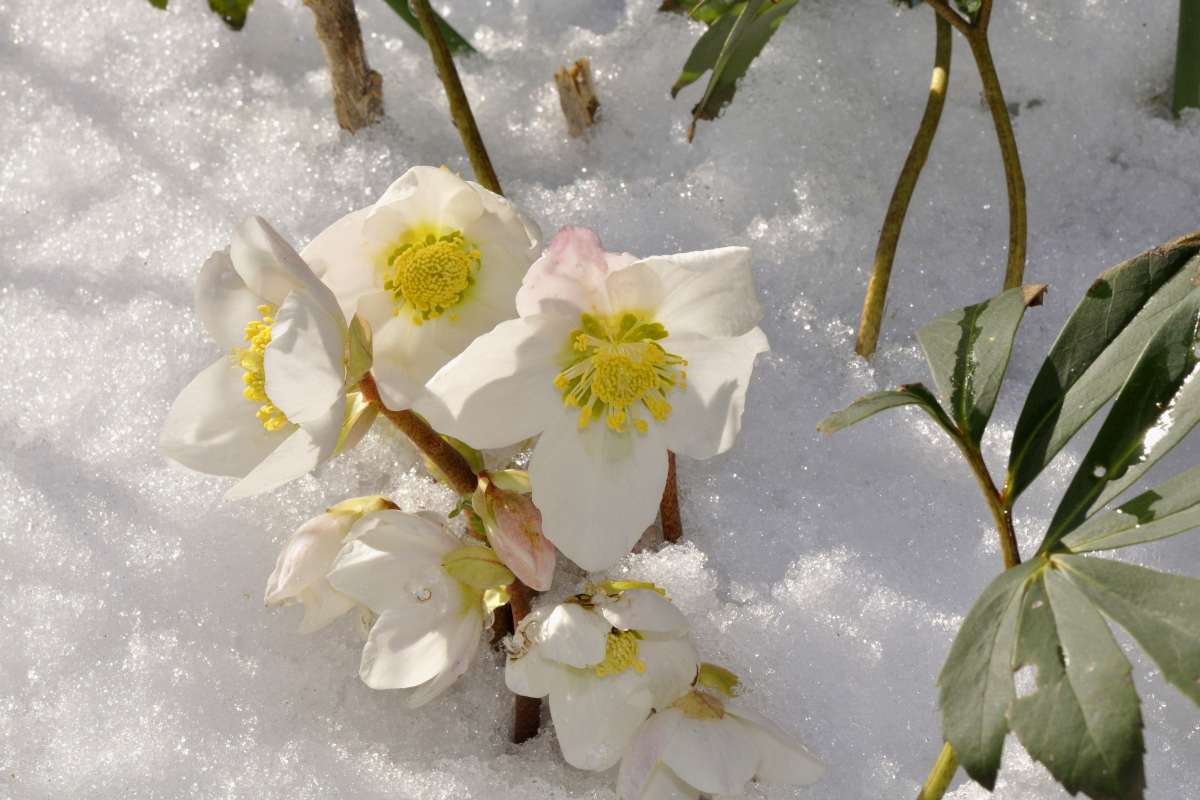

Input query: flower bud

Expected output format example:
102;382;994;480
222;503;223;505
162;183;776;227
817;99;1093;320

472;473;555;591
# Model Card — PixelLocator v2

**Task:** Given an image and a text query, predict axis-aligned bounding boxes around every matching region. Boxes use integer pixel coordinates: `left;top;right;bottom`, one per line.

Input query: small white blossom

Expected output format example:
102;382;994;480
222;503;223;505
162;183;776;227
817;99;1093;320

506;583;698;770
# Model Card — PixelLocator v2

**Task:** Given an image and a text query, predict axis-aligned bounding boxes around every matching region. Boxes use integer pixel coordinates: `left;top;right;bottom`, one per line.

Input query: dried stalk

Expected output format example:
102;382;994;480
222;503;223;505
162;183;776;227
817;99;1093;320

304;0;383;132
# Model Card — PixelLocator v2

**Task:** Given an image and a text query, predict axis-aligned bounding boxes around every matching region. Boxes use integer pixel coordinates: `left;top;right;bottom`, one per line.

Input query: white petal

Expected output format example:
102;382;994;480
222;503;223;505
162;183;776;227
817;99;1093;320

263;290;346;425
231;216;343;322
725;701;826;786
505;649;557;699
264;512;355;605
639;767;699;800
550;670;655;770
618;709;681;800
195;249;262;351
357;607;462;690
638;637;700;709
301;206;375;320
643;248;761;339
598;589;689;634
466;178;542;258
295;586;357;635
369;166;483;234
530;412;668;572
516;227;614;318
420;314;571;449
603;261;666;317
660;715;758;796
660;328;769;460
225;399;343;499
327;517;456;613
405;607;483;707
537;603;610;668
161;359;290;478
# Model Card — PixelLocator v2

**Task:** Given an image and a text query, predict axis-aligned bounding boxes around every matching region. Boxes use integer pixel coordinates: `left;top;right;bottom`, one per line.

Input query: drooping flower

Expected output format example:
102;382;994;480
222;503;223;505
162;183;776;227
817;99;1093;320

264;496;395;633
302;166;541;411
505;582;699;770
422;227;769;570
616;676;825;799
327;510;511;706
161;216;375;499
471;469;556;591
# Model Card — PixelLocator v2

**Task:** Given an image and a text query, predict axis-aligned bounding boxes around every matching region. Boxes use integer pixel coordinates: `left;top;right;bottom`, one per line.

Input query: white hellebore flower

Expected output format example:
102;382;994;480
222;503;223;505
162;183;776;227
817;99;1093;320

264;496;396;633
506;583;699;770
423;227;769;570
303;165;541;411
327;510;500;707
617;685;825;799
161;216;374;499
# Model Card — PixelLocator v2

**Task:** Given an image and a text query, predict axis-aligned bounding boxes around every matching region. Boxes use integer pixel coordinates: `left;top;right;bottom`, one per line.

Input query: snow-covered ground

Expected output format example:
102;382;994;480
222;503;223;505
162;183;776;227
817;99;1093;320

3;0;1200;797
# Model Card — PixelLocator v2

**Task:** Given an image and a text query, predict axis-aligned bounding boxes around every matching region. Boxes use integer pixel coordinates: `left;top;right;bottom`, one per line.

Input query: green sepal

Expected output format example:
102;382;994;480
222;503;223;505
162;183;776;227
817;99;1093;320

483;586;511;615
327;495;396;518
442;545;515;592
208;0;253;30
696;662;740;697
488;469;531;494
345;313;373;387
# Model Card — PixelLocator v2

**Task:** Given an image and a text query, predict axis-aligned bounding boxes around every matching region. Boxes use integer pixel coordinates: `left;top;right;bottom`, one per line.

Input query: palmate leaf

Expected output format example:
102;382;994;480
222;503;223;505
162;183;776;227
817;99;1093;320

379;0;477;55
1058;555;1200;706
1061;463;1200;553
1009;570;1145;800
1006;233;1200;501
916;284;1045;445
936;561;1037;789
668;0;801;141
208;0;254;31
1040;289;1200;551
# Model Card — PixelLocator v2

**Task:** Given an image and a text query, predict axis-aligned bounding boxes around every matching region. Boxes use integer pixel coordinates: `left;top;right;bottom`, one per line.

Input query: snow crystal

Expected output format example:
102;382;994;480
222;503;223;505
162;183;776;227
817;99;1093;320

2;0;1199;797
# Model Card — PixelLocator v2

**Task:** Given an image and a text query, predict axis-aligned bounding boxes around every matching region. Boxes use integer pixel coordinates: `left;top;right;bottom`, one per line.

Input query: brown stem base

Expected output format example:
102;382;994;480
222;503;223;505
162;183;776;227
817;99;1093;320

304;0;384;132
660;451;683;543
508;580;542;743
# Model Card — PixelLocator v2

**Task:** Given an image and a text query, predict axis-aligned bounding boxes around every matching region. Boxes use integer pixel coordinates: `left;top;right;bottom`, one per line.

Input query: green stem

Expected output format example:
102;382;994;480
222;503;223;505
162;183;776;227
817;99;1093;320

1174;0;1200;114
407;0;503;195
916;742;958;800
856;12;952;358
966;27;1027;291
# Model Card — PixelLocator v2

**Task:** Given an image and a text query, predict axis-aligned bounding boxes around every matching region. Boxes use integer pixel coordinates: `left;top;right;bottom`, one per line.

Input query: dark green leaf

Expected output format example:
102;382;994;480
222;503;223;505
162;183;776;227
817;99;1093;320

1009;571;1145;800
1062;463;1200;553
147;0;168;9
917;285;1045;445
1041;290;1200;552
1058;555;1200;706
208;0;253;30
816;384;954;437
660;0;741;24
379;0;476;55
674;0;800;140
936;561;1037;789
1007;234;1200;501
671;6;740;96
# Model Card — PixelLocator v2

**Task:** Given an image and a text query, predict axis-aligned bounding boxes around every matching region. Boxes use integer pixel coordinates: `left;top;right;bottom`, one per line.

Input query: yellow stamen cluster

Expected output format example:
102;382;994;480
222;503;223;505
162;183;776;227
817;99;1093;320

554;312;687;435
233;304;289;431
594;630;646;678
383;230;480;324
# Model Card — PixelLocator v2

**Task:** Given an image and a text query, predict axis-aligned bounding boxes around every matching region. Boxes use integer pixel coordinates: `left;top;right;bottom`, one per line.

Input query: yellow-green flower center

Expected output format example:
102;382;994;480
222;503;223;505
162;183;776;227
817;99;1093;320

594;630;646;677
233;304;289;431
554;312;687;435
383;230;479;324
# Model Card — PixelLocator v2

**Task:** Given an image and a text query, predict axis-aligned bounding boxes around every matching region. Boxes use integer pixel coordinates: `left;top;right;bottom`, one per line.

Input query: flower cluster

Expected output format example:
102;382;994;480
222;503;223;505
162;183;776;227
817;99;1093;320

161;166;821;797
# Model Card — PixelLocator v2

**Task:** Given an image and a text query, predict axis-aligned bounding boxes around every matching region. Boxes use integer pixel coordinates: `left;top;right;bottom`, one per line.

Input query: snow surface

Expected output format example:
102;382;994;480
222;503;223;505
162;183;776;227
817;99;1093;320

3;0;1200;797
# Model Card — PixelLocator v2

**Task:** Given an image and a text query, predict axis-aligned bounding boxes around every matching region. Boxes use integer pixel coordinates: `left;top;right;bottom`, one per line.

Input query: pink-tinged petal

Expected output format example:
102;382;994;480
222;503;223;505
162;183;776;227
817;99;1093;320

529;412;668;572
660;328;769;460
195;249;262;351
516;227;619;318
420;314;572;449
484;486;556;591
161;359;291;478
641;247;762;338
